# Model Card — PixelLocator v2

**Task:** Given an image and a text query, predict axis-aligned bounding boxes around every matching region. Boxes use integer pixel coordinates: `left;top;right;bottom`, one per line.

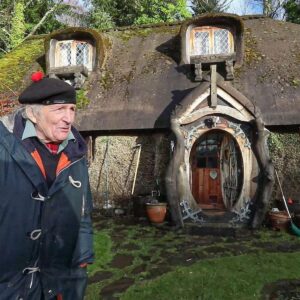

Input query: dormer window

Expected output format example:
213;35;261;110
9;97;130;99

191;27;234;56
46;28;104;90
55;40;93;71
181;16;243;82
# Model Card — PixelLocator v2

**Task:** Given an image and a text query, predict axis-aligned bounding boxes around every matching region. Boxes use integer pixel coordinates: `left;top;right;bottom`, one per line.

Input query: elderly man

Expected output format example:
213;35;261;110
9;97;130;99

0;72;94;300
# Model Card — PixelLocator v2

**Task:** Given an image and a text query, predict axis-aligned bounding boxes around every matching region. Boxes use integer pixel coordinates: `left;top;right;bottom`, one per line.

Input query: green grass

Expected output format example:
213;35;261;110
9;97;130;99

122;252;300;300
85;220;300;300
88;229;113;276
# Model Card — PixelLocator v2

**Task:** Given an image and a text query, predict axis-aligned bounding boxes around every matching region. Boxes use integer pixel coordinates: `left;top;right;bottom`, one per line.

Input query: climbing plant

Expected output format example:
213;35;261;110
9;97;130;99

268;132;300;201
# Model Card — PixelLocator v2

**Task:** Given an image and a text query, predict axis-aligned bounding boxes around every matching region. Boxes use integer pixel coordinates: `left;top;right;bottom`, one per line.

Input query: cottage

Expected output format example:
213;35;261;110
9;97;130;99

0;13;299;229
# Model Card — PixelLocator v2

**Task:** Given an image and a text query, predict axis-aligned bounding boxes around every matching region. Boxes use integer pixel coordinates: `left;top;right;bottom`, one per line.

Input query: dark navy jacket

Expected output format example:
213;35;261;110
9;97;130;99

0;111;94;299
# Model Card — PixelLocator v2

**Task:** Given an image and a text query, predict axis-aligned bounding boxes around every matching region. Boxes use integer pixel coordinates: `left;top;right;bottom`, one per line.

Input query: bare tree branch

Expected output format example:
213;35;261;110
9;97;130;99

251;0;287;18
1;28;11;38
0;81;18;96
24;0;64;40
25;0;38;9
191;0;233;14
0;47;8;54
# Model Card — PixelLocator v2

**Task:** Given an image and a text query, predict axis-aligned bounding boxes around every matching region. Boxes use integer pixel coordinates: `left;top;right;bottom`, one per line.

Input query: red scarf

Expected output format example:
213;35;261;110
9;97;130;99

45;143;59;155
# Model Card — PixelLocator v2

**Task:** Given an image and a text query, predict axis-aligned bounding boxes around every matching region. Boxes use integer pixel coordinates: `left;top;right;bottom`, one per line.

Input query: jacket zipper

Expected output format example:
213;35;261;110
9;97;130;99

56;156;84;177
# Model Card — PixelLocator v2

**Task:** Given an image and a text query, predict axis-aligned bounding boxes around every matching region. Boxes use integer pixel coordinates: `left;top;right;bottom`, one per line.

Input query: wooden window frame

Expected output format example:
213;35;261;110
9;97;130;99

55;40;93;70
190;26;234;56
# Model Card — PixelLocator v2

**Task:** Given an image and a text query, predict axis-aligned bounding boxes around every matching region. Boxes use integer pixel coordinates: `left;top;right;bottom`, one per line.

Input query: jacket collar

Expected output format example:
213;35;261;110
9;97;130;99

22;119;76;154
0;121;48;194
12;110;87;162
0;110;87;194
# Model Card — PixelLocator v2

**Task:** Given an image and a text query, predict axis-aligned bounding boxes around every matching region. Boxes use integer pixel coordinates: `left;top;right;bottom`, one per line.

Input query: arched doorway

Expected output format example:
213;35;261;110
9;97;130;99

190;130;243;211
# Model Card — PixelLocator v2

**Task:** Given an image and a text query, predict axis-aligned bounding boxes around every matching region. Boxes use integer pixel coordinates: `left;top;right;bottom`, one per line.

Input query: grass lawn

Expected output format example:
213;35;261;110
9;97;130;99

122;252;300;300
86;219;300;300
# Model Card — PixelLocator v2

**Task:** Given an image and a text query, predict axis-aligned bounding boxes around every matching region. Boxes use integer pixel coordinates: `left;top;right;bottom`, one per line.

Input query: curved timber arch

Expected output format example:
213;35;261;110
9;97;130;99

165;79;274;228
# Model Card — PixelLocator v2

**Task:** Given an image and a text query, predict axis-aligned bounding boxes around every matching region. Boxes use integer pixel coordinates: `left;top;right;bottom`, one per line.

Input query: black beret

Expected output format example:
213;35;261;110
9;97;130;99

19;72;76;105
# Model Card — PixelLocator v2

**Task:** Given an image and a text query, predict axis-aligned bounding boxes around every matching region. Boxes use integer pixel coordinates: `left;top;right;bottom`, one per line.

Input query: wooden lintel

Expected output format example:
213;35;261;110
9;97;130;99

190;53;236;64
210;64;217;108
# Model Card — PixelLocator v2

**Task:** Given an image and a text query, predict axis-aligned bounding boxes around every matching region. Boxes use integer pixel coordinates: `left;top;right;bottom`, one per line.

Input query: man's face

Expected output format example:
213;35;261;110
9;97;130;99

34;104;76;143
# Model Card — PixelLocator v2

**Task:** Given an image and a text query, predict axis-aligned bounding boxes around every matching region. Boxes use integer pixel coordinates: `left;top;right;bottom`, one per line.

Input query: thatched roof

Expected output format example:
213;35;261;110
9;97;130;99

0;14;299;131
75;15;300;131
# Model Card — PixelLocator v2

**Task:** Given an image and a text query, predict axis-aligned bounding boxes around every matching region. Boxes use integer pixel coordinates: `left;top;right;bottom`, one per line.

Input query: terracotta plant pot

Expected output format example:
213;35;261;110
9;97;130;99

268;211;290;231
146;203;167;224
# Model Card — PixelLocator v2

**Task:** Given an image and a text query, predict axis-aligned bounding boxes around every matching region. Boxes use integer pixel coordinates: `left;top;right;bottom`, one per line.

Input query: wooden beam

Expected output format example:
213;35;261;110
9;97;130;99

210;64;217;108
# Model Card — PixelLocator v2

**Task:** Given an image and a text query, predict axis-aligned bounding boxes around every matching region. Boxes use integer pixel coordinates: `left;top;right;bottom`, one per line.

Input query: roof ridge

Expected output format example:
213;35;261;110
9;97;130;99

241;14;269;20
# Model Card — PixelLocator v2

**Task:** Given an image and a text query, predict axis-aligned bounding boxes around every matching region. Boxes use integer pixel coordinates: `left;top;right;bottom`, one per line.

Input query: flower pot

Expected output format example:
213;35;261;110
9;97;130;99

146;203;167;224
268;211;290;231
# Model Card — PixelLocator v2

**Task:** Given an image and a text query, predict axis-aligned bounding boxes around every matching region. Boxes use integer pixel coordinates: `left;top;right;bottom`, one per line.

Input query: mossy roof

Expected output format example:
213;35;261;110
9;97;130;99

0;37;44;95
0;15;299;130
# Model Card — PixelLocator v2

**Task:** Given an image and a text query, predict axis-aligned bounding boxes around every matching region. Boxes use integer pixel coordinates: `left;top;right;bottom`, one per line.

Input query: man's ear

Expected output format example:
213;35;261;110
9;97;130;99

25;106;37;124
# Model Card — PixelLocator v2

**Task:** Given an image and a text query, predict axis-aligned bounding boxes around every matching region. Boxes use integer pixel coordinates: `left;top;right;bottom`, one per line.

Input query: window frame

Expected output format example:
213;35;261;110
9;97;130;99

55;40;93;71
190;26;234;57
195;133;222;169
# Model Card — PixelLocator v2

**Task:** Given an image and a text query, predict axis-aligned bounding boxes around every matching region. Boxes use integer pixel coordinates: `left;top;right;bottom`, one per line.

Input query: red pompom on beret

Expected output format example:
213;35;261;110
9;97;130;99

19;72;76;105
31;71;44;82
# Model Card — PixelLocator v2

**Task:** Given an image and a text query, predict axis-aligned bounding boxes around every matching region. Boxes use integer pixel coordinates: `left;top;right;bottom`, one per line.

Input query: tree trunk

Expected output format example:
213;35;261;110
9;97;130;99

263;0;273;16
165;119;185;227
251;112;274;228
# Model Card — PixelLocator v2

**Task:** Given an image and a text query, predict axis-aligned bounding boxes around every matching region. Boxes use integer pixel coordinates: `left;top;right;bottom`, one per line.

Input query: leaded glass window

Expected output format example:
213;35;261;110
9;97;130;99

214;29;230;54
58;42;72;66
194;31;209;55
191;27;233;56
55;40;93;70
76;42;90;65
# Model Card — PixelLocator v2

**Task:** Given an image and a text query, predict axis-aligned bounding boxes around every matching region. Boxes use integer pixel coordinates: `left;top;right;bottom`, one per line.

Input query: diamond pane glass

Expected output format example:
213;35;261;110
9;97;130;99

193;31;209;55
76;42;89;66
59;43;72;66
214;29;230;54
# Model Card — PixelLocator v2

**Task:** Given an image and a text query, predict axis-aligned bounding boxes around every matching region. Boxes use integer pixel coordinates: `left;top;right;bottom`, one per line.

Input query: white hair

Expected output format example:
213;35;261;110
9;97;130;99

22;104;43;121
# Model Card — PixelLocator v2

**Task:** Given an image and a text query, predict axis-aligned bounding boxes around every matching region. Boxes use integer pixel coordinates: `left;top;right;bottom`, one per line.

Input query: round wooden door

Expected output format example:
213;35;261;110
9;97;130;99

191;131;224;209
191;131;243;210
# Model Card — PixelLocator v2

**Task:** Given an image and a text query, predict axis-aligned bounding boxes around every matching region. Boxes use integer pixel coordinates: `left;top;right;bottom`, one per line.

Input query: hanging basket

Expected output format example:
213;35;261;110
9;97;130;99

146;203;167;224
268;211;290;231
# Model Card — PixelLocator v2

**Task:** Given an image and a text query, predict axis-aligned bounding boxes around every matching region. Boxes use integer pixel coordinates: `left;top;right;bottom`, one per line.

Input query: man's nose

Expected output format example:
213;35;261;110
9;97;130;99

63;110;74;123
